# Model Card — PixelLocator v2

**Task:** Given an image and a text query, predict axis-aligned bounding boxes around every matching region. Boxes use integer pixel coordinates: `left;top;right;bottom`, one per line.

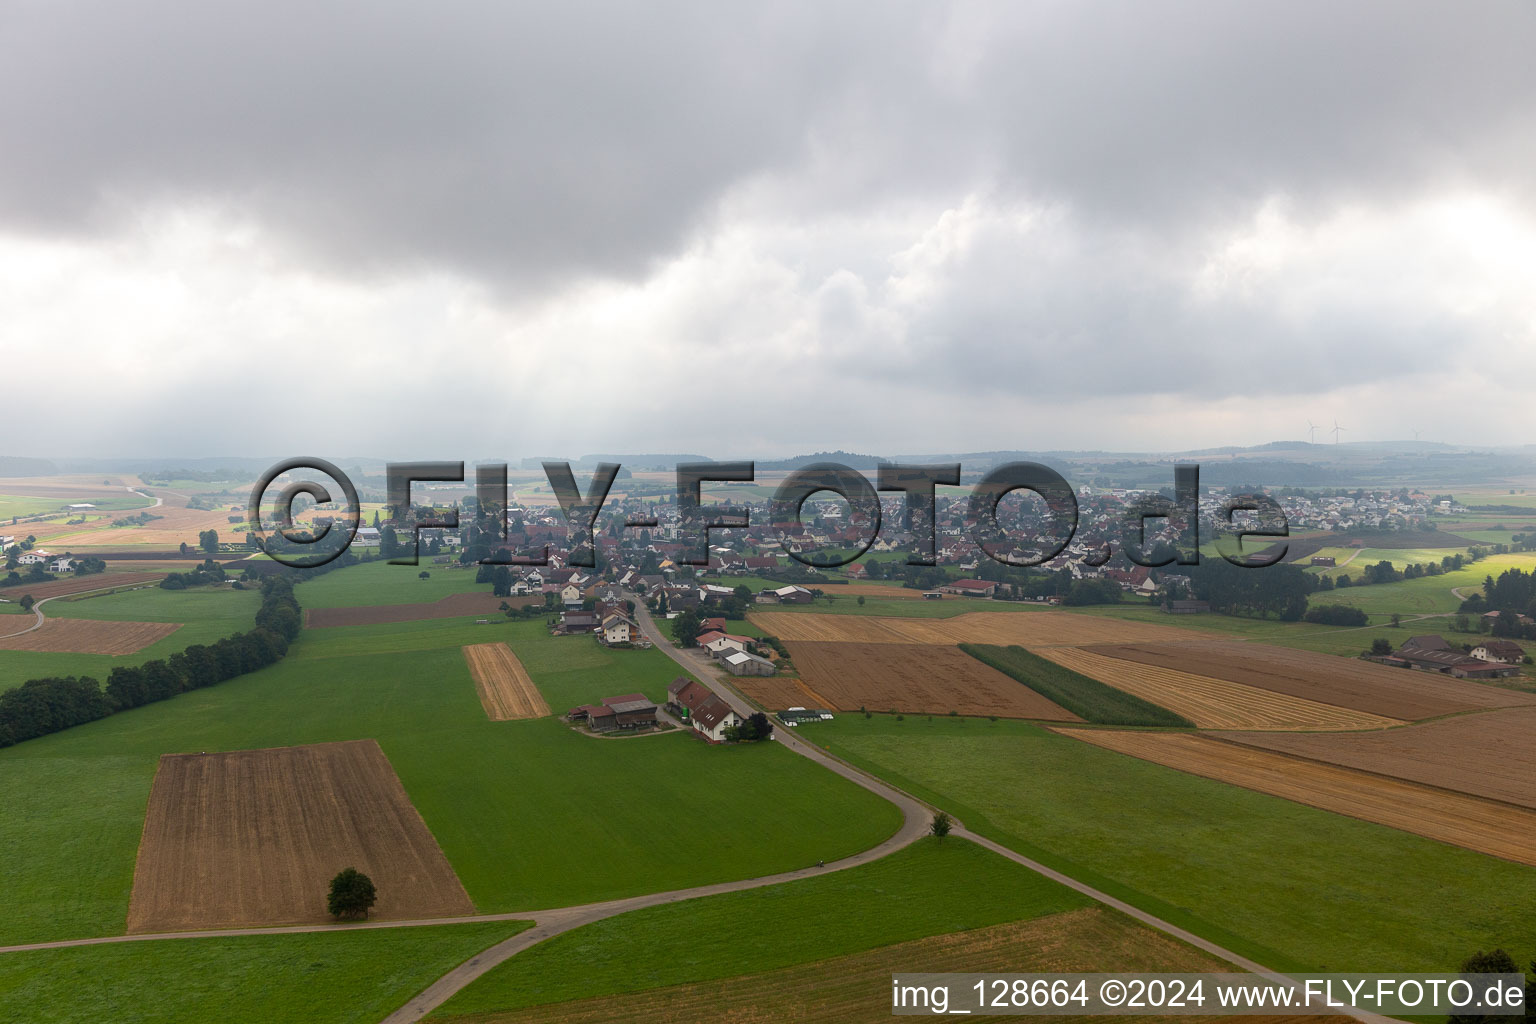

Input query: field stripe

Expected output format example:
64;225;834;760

1035;647;1402;731
1056;729;1536;867
463;643;550;720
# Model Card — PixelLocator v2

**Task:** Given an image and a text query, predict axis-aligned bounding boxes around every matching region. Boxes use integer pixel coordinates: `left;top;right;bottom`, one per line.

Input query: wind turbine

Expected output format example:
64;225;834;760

1332;419;1346;444
1412;428;1422;442
1306;420;1318;444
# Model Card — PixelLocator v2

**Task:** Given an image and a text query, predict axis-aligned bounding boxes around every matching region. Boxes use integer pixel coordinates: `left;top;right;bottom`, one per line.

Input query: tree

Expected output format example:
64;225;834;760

1390;613;1402;628
327;867;377;920
929;811;953;841
857;595;865;606
418;571;430;580
199;529;219;554
19;593;34;612
1449;949;1521;1024
1369;638;1392;656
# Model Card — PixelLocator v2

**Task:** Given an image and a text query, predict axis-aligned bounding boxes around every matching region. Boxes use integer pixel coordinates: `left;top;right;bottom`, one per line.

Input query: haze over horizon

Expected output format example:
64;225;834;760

3;2;1534;457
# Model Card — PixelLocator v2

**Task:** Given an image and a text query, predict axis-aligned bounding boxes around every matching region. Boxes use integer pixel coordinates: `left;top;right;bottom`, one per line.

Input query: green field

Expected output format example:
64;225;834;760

797;716;1536;975
0;585;262;688
0;921;530;1024
296;559;492;608
960;644;1192;727
0;610;900;945
433;838;1088;1018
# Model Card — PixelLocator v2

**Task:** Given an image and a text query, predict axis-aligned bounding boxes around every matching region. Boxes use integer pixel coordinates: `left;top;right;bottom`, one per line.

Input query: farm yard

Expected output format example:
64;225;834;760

127;739;473;932
464;643;551;720
780;641;1082;720
0;617;182;655
1215;706;1536;809
1056;729;1536;868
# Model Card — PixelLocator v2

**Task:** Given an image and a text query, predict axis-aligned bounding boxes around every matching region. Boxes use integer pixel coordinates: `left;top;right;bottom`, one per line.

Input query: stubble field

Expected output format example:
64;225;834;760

0;617;182;654
464;643;551;720
126;739;473;932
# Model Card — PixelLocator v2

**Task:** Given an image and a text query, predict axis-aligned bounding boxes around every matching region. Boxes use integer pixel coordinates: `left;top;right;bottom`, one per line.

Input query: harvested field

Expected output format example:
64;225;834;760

308;593;538;628
0;572;164;601
127;739;472;932
1037;648;1401;731
459;908;1319;1024
819;583;924;598
1217;707;1536;809
786;642;1081;720
0;617;181;654
750;610;1198;647
1083;641;1536;720
1058;729;1536;867
731;675;837;711
464;643;551;720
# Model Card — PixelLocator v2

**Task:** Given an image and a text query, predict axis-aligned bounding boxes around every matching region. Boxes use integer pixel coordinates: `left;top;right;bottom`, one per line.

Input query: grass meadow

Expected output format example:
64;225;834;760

432;838;1088;1018
0;921;531;1024
796;716;1536;975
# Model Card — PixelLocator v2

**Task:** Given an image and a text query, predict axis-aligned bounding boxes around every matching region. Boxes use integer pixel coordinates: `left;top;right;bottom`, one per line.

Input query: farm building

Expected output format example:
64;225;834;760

352;527;381;547
666;678;743;743
558;610;599;634
938;579;997;598
1400;634;1451;652
48;557;75;573
922;591;944;600
1310;555;1336;566
1471;640;1525;664
568;693;658;732
721;649;776;676
1160;599;1210;614
756;585;813;604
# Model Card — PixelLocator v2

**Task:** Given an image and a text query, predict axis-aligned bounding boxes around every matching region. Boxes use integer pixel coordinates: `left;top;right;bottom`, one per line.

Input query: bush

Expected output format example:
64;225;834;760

1304;604;1370;627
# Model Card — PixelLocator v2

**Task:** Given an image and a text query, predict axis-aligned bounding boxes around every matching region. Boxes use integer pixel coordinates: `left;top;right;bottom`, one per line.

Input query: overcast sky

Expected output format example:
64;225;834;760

3;2;1535;459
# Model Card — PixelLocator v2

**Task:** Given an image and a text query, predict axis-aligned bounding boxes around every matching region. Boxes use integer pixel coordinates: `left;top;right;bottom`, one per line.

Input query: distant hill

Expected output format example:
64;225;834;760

0;456;58;476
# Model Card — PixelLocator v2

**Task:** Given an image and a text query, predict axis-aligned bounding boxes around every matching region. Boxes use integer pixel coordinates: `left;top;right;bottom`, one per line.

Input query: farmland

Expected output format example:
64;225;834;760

1215;706;1536;809
959;644;1191;726
731;674;836;710
431;909;1250;1024
1057;729;1536;867
0;584;261;685
1080;640;1534;720
0;921;532;1024
781;641;1082;720
0;610;900;946
749;609;1198;646
797;715;1536;973
0;617;181;654
1034;647;1402;730
297;560;497;608
0;571;165;601
307;592;538;628
127;739;473;932
432;838;1091;1018
463;643;550;720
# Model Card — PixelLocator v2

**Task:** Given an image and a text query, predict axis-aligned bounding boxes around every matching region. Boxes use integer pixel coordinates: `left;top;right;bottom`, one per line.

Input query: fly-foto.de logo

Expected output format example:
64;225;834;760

248;458;1288;570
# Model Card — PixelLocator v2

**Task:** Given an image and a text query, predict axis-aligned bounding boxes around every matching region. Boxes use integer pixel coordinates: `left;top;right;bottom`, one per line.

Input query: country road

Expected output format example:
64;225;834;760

0;590;1392;1024
0;579;158;641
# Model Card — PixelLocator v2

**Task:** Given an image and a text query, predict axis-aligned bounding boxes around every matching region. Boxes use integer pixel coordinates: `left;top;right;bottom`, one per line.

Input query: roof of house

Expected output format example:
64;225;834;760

694;630;726;646
1479;640;1524;656
601;693;649;706
690;693;739;732
1401;634;1450;651
946;579;995;591
606;699;657;715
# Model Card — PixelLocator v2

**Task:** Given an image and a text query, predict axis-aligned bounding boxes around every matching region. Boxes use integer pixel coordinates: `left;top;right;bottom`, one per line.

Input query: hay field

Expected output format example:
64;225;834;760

732;676;837;711
750;610;1197;647
0;618;181;654
785;642;1081;720
1083;641;1536;720
1058;729;1536;866
1036;647;1403;731
464;643;551;720
1216;706;1536;809
126;739;473;932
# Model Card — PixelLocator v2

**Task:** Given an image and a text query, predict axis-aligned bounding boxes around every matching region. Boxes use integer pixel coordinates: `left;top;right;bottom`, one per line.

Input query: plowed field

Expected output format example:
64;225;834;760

126;739;473;932
0;618;181;654
784;642;1081;720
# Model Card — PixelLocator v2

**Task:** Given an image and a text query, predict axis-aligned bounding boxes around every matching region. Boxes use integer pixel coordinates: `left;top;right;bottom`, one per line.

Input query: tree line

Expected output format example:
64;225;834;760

0;577;302;748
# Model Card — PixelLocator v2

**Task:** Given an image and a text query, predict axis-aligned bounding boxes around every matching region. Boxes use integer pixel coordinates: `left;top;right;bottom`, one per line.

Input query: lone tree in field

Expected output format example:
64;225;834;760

929;811;953;841
327;868;377;920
